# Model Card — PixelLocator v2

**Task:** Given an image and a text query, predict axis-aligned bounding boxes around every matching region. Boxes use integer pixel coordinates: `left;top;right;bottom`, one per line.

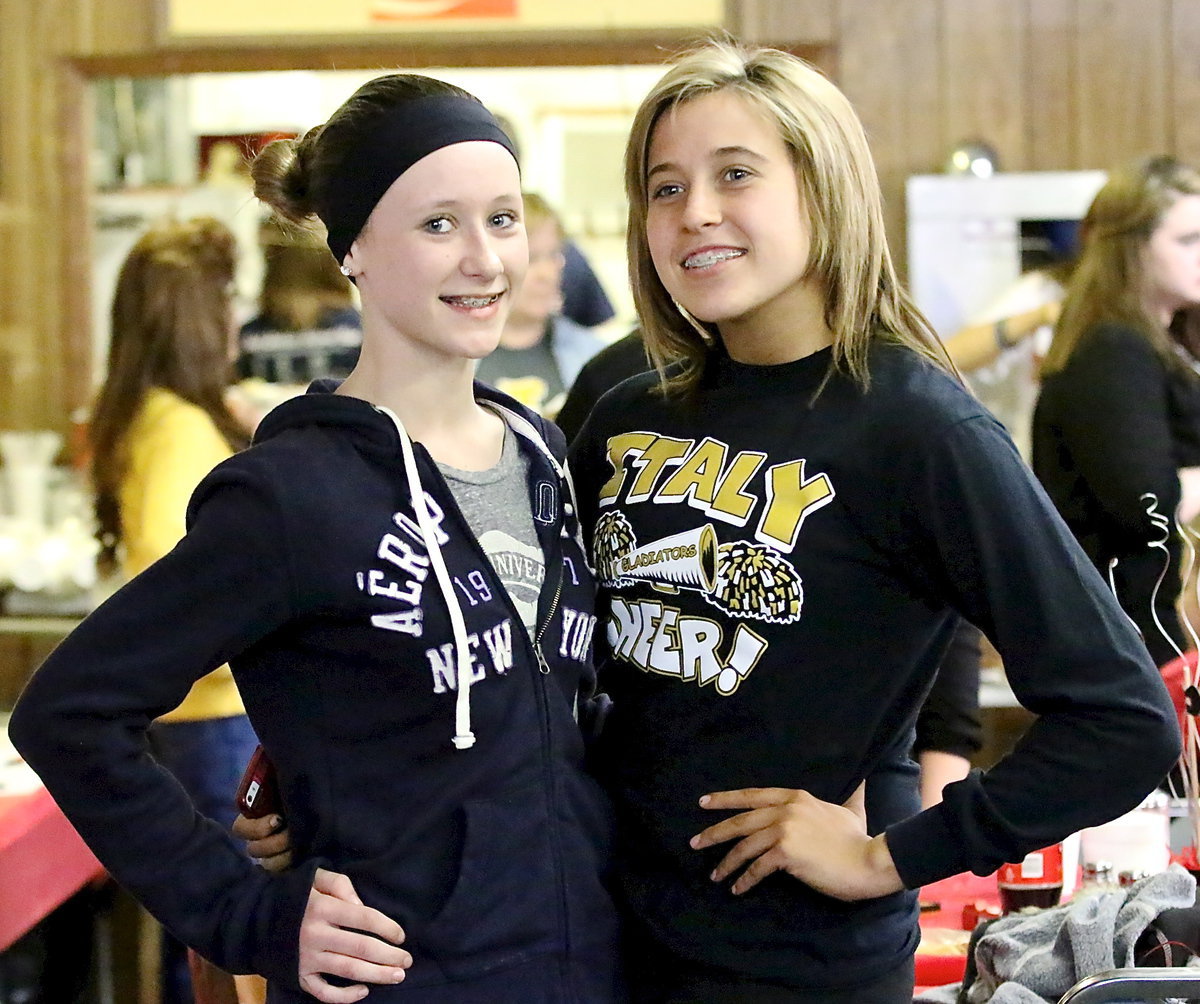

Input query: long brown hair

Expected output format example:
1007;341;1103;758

256;216;355;331
91;216;247;570
624;36;954;398
1044;155;1200;375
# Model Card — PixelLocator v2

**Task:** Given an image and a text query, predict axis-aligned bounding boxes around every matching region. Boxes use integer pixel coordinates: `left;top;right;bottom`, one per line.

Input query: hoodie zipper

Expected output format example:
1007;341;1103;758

530;504;576;1001
533;568;563;674
397;412;579;985
435;467;563;677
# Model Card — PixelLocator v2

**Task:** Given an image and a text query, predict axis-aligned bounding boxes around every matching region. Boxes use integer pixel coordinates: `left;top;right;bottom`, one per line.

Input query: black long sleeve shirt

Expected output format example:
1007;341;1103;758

571;341;1178;991
1033;322;1200;665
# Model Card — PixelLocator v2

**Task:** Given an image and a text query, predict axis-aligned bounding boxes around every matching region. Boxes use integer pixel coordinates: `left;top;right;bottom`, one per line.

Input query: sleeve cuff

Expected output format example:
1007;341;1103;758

885;806;975;890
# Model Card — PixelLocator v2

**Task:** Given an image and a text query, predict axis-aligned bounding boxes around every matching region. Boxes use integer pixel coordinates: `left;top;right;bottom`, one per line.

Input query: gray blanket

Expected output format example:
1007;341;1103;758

914;866;1198;1003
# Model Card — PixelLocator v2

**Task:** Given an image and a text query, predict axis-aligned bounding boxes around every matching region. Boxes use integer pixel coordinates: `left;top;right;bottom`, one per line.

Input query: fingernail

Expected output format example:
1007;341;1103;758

392;969;406;983
689;836;700;848
269;815;281;830
710;870;719;881
698;795;710;806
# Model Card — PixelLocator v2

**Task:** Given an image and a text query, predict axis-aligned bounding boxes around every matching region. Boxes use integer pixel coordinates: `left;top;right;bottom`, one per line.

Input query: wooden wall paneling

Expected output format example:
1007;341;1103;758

0;7;24;204
1;0;39;429
26;3;62;432
0;0;94;433
836;0;944;278
1075;0;1170;169
1169;0;1200;166
1;2;54;429
80;0;159;57
1025;0;1078;169
0;0;23;426
19;1;88;433
941;0;1029;172
74;34;772;77
727;0;836;45
1;0;20;423
57;69;94;425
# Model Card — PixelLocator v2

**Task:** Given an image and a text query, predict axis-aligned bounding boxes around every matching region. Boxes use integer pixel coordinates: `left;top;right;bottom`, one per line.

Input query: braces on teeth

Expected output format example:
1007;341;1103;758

447;295;499;307
685;249;743;268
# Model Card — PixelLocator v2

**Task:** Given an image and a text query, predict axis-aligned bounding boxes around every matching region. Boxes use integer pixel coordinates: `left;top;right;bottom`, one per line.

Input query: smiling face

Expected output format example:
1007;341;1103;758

1143;192;1200;325
344;140;526;363
644;89;828;360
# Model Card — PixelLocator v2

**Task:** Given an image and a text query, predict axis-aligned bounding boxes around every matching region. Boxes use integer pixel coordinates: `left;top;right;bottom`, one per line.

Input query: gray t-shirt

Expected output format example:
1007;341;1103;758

473;323;565;416
436;422;544;635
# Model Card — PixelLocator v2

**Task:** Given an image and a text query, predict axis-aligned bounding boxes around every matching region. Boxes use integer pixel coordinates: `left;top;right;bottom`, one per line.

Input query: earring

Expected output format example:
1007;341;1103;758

339;264;353;277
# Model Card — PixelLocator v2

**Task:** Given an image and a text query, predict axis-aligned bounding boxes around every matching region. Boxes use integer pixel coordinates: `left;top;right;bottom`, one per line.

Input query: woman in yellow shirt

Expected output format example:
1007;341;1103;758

89;217;257;1004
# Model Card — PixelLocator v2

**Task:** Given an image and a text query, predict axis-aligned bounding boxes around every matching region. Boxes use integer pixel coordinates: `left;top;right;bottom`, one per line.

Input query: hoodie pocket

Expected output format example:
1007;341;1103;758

419;788;560;978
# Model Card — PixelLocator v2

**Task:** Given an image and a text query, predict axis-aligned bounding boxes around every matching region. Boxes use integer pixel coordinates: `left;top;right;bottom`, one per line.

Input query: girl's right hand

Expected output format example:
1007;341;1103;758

300;868;412;1002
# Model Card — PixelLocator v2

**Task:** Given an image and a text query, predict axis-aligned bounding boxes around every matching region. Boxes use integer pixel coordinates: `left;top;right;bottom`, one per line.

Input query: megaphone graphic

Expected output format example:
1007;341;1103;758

616;523;718;593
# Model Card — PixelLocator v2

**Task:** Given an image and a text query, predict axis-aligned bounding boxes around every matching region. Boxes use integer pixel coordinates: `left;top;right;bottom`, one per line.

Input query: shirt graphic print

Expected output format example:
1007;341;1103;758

593;428;835;696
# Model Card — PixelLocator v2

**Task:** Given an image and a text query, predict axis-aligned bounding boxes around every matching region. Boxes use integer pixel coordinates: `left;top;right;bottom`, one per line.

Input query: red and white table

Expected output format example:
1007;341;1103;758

0;785;103;952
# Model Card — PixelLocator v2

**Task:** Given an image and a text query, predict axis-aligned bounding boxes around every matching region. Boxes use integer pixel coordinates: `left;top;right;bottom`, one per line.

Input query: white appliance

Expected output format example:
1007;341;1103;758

906;170;1107;337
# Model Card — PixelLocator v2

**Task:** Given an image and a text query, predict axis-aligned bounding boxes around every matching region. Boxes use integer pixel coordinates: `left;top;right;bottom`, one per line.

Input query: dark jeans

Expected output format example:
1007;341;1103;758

148;714;259;1004
626;945;916;1004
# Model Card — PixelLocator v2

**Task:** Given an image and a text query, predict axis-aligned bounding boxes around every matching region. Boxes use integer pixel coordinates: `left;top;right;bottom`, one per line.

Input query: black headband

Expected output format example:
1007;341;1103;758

319;95;518;264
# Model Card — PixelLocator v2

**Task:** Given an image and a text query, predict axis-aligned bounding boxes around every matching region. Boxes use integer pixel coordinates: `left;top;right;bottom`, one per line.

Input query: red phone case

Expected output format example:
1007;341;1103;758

234;744;282;818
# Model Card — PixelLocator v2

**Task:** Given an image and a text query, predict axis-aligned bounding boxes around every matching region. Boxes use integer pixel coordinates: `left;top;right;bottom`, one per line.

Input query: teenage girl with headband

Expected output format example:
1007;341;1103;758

567;38;1180;1001
11;74;622;1002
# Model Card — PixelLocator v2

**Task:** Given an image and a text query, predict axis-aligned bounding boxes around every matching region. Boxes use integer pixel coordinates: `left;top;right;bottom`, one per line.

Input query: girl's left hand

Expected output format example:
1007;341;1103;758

689;784;902;901
299;869;410;1002
232;812;293;873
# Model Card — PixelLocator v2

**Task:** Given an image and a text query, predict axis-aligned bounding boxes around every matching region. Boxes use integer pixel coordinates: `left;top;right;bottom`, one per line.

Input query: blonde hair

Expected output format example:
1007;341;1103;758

521;191;563;238
625;36;953;396
1044;155;1200;375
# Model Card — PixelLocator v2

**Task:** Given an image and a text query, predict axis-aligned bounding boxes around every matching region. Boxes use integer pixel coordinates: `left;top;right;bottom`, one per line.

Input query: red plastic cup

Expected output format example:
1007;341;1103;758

997;843;1063;913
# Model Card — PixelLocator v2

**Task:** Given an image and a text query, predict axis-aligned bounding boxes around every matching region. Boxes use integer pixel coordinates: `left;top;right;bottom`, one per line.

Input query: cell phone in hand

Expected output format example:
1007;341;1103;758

234;744;282;819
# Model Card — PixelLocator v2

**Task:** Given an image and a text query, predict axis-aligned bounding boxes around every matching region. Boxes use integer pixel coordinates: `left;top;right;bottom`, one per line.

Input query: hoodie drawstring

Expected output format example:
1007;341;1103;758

378;406;477;750
376;402;574;750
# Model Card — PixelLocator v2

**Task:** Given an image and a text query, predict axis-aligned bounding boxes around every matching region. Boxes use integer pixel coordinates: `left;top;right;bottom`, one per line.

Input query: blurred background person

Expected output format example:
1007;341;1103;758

237;215;361;385
492;114;616;330
558;265;1070;447
554;326;649;443
562;237;618;329
943;225;1080;460
176;139;263;310
1033;155;1200;669
474;191;606;417
88;216;261;1004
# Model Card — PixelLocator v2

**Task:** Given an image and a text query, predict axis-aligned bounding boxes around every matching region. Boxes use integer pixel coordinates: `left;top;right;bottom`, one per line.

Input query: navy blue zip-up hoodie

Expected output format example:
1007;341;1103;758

10;383;622;1002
